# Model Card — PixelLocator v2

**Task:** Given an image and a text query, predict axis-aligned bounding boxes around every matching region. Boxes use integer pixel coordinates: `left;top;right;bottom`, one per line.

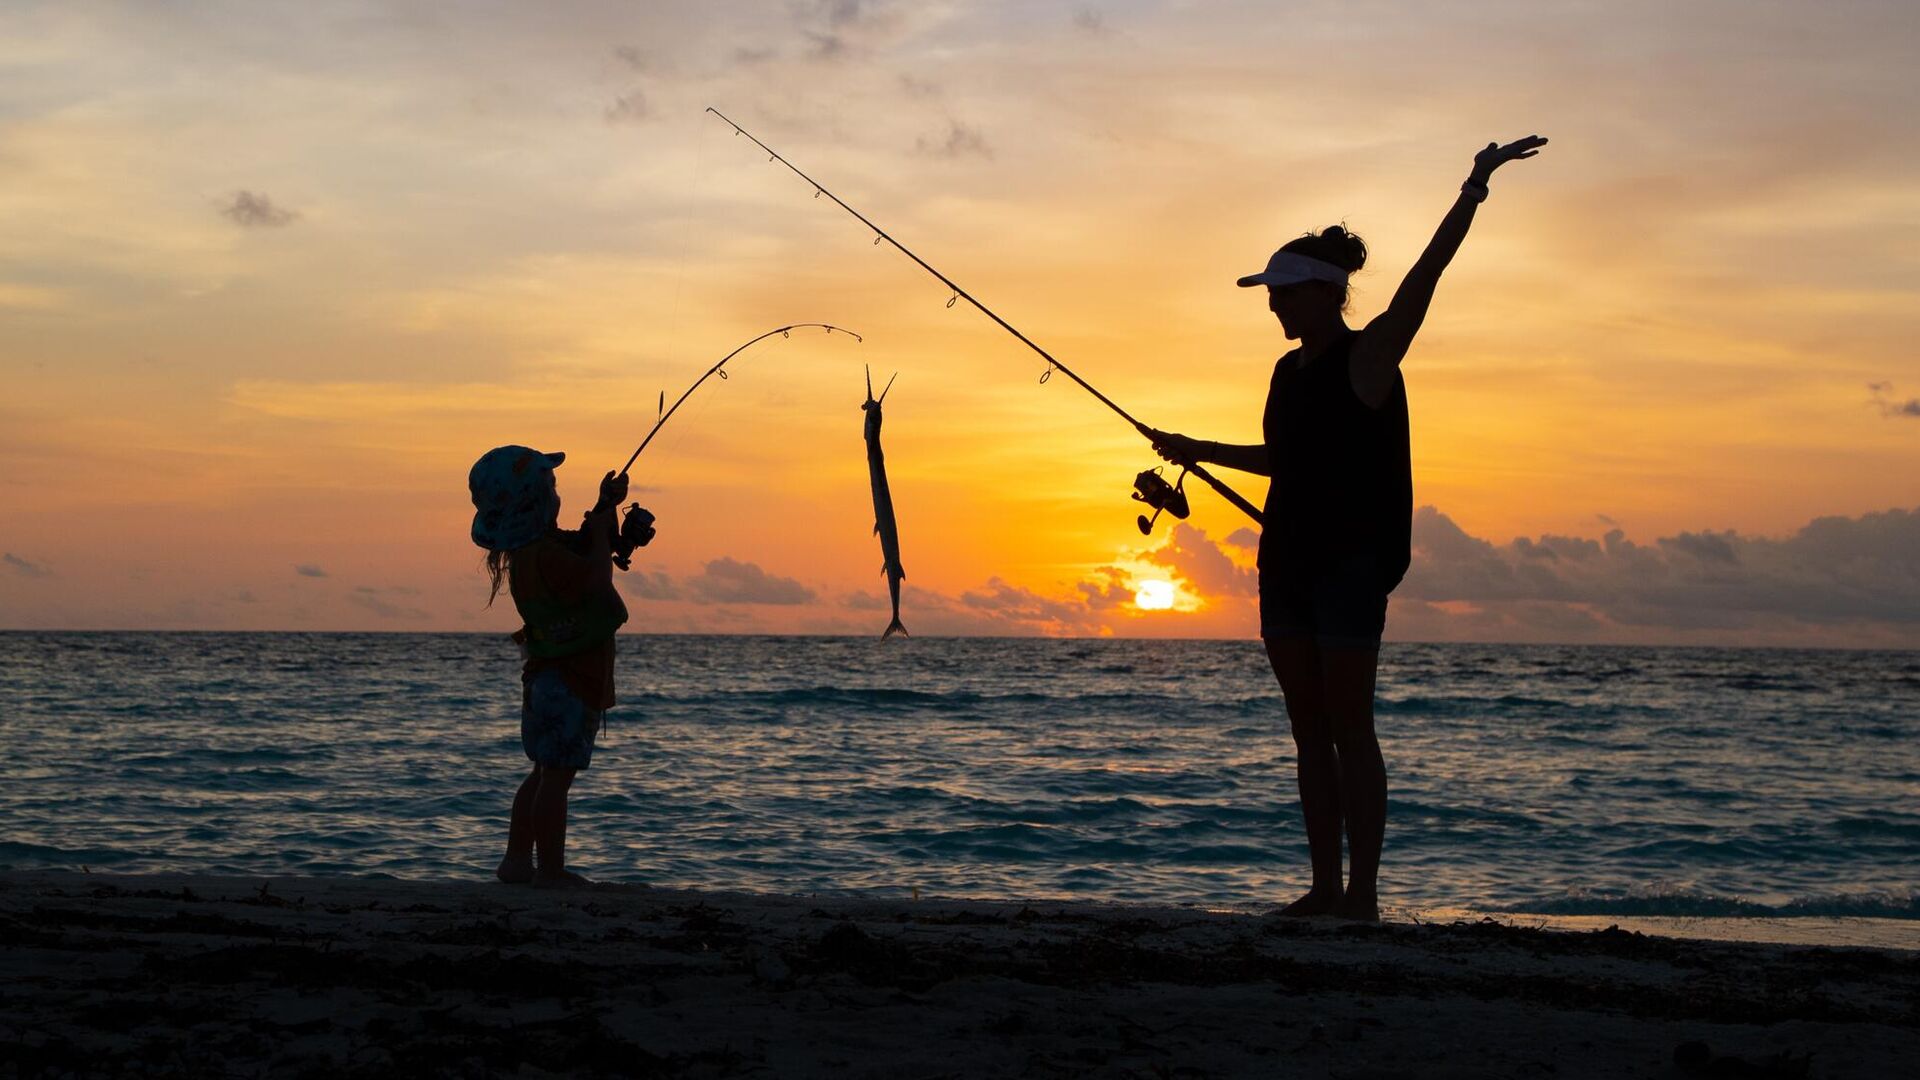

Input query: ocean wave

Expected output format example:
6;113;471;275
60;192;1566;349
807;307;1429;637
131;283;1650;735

1496;888;1920;921
1832;816;1920;841
628;686;1284;716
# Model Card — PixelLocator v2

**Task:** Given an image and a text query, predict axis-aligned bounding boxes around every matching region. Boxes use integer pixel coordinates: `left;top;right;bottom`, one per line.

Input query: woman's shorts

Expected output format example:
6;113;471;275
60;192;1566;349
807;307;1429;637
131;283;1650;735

522;668;602;770
1260;554;1389;650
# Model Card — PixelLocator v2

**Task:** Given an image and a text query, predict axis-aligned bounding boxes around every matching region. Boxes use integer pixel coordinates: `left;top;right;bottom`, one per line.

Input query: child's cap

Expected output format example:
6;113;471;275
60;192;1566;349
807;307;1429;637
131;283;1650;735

469;445;565;552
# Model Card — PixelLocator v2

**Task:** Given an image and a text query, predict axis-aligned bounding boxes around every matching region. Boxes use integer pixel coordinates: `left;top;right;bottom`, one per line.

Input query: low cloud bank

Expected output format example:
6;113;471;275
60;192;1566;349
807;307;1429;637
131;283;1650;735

600;506;1920;645
1393;505;1920;645
1063;506;1920;645
623;557;815;607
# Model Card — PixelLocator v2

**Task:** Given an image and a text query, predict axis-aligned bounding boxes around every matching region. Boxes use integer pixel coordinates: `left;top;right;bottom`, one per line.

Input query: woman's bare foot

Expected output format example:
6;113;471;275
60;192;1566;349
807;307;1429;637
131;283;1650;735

531;867;593;890
1330;892;1379;922
1269;888;1343;917
495;852;534;885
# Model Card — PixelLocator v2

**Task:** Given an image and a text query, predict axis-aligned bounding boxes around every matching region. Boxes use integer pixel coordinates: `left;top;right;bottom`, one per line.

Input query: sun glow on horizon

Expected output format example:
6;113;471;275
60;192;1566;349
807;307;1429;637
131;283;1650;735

1133;580;1176;611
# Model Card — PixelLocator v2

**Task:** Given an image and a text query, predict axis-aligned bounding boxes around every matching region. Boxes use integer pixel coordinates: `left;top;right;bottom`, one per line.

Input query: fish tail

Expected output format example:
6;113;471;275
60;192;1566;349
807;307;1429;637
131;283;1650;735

882;616;909;639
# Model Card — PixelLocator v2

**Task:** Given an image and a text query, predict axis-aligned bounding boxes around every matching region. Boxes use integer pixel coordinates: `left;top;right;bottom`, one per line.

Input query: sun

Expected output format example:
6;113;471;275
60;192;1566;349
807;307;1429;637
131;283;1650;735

1133;580;1176;611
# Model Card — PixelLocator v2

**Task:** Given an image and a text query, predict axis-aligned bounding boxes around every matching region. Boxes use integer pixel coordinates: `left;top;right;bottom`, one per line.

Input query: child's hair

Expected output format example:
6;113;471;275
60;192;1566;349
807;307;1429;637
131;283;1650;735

485;550;512;607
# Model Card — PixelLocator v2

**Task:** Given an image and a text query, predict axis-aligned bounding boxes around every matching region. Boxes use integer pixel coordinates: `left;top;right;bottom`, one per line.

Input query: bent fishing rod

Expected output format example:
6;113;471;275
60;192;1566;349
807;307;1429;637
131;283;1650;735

601;323;859;571
619;322;861;475
705;107;1262;528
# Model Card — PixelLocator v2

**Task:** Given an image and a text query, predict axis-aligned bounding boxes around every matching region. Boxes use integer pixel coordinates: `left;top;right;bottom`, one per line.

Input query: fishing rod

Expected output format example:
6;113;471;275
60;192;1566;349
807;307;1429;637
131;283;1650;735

705;106;1263;530
602;322;860;571
619;322;862;475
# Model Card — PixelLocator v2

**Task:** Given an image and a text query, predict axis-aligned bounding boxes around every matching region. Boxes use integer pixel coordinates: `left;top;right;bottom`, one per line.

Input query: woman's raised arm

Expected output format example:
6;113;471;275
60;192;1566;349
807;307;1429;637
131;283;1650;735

1351;136;1547;406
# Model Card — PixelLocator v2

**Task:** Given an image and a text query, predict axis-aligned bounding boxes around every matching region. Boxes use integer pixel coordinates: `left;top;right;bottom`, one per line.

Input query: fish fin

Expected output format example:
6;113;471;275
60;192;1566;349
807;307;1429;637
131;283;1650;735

873;522;880;536
882;617;908;639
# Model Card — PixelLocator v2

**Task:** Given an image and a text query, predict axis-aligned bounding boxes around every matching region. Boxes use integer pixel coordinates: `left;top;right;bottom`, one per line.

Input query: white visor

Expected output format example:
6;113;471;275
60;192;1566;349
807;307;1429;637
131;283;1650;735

1236;251;1348;289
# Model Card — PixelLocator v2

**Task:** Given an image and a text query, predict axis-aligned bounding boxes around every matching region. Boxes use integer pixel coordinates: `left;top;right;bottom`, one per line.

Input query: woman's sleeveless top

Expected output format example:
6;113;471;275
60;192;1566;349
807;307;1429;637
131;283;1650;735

1259;329;1412;593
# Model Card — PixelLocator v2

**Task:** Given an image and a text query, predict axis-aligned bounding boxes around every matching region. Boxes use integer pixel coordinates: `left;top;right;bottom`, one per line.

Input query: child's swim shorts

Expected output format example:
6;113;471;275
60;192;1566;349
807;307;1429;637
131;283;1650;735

521;668;602;770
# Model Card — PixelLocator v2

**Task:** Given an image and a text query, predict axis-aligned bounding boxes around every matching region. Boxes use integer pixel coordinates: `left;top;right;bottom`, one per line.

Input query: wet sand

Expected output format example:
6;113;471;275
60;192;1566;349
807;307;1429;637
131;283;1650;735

2;871;1914;1078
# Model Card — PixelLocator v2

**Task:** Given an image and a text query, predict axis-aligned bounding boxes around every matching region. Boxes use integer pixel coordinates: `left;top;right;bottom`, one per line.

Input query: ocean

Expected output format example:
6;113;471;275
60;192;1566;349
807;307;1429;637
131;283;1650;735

6;633;1916;941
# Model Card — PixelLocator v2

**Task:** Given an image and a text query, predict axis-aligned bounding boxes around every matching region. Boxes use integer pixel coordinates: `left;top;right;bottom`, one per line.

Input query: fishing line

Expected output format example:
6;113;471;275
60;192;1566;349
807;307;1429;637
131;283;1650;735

619;322;862;476
704;106;1263;527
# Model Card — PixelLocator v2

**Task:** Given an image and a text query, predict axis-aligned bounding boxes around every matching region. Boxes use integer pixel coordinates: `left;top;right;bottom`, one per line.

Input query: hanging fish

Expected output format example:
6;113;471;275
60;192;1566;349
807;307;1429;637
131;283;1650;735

863;367;908;639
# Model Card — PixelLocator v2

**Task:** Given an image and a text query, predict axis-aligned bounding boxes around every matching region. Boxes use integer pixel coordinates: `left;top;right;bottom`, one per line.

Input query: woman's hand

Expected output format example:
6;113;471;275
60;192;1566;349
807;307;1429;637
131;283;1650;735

1145;428;1205;467
1471;135;1548;184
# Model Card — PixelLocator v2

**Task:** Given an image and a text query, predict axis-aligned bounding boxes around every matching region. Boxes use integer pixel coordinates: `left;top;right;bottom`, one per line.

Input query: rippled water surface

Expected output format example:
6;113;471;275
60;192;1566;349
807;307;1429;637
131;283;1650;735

5;633;1915;924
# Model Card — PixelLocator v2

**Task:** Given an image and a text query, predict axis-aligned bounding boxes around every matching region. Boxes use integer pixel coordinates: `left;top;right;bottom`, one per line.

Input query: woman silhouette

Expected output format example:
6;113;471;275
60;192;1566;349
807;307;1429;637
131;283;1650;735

1151;136;1547;920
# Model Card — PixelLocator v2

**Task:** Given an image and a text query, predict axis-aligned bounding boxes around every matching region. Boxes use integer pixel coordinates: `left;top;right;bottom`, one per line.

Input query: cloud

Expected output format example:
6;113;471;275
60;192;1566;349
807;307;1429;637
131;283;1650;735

1145;523;1257;599
348;586;429;621
897;74;939;98
604;90;649;125
1399;505;1920;642
950;577;1109;635
1072;7;1111;36
220;190;298;228
915;120;991;160
686;557;815;605
294;564;328;578
1224;528;1259;550
1077;566;1134;612
4;552;50;578
1868;382;1920;419
841;589;891;611
828;531;1251;636
620;570;680;601
803;32;848;61
611;45;646;71
790;0;908;61
1658;530;1739;566
1086;507;1920;645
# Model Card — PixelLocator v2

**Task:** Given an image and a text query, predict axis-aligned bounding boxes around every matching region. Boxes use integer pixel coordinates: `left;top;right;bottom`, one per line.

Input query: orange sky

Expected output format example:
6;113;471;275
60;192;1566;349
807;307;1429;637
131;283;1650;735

2;2;1917;644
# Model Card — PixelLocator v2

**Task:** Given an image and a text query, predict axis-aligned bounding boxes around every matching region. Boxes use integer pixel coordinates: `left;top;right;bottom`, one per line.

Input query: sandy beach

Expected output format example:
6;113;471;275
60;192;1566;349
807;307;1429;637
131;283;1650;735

2;871;1913;1078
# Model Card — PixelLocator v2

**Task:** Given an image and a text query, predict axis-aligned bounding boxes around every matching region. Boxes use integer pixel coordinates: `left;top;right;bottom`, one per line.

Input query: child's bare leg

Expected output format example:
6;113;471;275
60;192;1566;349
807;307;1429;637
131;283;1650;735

496;765;539;883
531;766;588;886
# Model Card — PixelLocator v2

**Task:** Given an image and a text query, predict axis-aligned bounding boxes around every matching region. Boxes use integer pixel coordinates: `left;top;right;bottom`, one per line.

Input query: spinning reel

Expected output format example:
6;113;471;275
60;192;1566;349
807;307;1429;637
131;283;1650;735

611;503;657;571
1132;466;1191;535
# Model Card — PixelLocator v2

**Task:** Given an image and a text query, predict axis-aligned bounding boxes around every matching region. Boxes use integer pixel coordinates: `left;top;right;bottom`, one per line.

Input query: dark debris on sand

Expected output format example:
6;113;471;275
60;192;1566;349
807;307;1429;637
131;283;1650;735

1;872;1915;1078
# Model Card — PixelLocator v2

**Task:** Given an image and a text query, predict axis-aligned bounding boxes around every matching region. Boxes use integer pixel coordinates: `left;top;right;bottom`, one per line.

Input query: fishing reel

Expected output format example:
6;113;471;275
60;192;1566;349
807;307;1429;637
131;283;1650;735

611;503;657;571
1132;466;1191;535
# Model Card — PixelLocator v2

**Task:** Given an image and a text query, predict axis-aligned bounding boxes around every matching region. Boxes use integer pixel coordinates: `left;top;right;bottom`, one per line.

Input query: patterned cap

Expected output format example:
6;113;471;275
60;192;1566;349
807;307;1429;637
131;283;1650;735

469;445;564;551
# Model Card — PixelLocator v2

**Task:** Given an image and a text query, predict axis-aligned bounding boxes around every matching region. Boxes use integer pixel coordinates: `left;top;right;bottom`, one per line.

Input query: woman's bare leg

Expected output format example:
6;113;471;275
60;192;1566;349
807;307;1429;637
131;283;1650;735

1322;645;1385;920
1267;636;1344;915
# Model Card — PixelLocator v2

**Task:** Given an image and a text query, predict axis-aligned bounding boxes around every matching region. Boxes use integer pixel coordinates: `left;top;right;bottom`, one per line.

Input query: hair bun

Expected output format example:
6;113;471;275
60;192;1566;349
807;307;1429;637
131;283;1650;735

1317;224;1367;273
1275;225;1368;301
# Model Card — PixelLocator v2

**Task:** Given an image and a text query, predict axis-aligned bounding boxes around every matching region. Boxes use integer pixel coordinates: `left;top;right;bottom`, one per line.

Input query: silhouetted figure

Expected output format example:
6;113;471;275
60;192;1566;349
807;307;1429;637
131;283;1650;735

1151;136;1547;921
863;367;909;638
470;447;654;888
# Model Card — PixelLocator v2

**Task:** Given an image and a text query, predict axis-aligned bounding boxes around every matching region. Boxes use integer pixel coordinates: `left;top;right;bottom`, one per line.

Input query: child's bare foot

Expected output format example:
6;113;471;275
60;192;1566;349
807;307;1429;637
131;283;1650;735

532;867;593;890
495;853;534;885
1331;892;1379;922
1268;888;1343;917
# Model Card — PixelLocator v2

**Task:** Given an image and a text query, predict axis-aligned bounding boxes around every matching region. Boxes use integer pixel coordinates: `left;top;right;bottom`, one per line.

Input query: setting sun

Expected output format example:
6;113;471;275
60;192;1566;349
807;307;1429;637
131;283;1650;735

1134;580;1176;611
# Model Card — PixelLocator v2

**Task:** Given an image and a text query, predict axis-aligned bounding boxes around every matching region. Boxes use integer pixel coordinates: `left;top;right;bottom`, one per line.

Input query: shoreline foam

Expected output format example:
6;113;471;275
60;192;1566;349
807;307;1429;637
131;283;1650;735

4;871;1915;1077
